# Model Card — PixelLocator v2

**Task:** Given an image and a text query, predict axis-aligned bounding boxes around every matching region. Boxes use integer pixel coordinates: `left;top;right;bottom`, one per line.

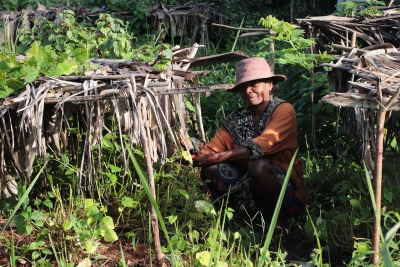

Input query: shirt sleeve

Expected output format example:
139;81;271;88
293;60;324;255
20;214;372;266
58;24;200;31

250;103;298;157
201;126;235;153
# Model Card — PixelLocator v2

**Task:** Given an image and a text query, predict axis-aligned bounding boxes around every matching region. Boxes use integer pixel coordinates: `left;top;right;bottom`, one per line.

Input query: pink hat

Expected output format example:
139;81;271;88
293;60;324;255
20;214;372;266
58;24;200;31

230;57;287;92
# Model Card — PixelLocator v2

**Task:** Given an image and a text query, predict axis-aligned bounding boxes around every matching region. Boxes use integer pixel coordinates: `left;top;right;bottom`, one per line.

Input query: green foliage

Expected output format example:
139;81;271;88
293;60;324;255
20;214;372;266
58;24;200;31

257;16;336;150
62;198;118;254
17;10;135;60
0;41;89;98
14;206;44;235
0;0;161;12
258;15;333;71
0;10;173;99
337;0;386;17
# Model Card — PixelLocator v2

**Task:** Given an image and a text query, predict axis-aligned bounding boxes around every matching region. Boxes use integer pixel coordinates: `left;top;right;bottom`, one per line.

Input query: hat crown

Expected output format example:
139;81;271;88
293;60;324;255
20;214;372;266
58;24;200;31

231;57;286;92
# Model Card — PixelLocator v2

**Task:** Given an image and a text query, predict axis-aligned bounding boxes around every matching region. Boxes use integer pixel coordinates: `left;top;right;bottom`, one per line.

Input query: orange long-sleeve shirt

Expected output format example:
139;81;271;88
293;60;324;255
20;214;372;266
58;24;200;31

202;102;308;205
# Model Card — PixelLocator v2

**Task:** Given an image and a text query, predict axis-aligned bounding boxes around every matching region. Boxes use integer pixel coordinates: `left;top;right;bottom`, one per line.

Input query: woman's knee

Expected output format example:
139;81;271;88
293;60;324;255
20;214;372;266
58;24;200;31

247;158;273;180
200;164;219;183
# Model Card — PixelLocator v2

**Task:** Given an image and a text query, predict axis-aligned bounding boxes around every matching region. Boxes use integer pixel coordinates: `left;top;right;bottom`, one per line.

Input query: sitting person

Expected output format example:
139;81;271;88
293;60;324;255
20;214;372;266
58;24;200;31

192;57;308;227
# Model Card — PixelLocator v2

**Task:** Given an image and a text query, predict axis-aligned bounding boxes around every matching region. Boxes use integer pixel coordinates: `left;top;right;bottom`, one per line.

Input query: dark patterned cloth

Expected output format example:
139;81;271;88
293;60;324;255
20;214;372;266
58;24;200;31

223;98;285;159
213;162;303;217
211;163;257;215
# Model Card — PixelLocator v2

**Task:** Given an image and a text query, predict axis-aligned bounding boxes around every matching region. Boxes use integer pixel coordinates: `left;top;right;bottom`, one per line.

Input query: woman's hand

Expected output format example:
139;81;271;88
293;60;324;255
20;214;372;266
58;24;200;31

192;150;221;167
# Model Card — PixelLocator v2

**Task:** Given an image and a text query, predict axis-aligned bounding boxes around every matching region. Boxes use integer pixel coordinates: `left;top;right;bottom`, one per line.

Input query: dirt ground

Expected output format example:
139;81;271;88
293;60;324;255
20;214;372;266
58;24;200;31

0;230;318;267
0;228;157;267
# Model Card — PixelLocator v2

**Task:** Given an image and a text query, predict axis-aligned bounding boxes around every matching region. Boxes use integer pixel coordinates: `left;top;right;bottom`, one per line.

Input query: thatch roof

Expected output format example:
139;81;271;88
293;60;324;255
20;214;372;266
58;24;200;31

321;43;400;110
294;7;400;172
295;5;400;49
0;44;246;193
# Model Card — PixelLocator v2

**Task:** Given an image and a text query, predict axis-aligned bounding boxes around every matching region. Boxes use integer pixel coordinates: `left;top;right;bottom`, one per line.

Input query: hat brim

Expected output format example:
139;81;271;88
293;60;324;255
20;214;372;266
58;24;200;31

229;75;287;93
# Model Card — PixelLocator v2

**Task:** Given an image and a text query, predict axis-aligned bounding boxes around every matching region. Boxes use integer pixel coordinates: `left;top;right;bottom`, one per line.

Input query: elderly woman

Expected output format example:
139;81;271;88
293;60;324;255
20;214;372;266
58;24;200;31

192;57;308;227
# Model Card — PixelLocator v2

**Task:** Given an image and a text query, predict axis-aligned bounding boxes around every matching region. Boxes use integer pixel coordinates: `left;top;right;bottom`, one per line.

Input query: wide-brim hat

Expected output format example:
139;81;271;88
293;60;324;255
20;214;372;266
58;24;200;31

229;57;287;92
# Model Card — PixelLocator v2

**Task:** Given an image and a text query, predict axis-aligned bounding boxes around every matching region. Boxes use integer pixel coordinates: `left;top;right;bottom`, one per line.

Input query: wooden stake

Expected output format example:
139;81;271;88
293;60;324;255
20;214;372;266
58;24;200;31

129;75;164;266
372;108;384;266
372;84;400;265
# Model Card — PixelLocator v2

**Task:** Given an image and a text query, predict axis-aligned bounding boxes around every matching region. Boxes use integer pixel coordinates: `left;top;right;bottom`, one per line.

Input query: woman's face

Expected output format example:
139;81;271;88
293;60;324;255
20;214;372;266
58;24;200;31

239;79;273;106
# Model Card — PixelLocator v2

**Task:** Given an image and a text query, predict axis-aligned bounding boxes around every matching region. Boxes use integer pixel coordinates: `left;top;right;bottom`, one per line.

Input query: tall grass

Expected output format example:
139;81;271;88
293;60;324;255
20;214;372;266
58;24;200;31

363;162;395;266
257;149;297;266
126;144;175;264
3;163;47;230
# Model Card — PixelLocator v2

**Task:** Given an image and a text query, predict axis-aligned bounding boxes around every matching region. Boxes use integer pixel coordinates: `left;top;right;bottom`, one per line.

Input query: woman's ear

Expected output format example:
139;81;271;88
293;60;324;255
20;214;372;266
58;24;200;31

266;80;274;92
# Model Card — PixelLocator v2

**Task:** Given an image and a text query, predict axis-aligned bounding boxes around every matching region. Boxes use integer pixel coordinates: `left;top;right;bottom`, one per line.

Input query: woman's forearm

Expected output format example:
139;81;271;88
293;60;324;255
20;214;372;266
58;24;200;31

193;146;252;166
213;147;252;163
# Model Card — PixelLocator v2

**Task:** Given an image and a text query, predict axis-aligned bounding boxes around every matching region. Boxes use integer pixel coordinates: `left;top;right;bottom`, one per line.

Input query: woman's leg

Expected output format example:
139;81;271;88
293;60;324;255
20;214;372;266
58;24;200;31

200;163;243;199
200;164;220;198
247;158;281;216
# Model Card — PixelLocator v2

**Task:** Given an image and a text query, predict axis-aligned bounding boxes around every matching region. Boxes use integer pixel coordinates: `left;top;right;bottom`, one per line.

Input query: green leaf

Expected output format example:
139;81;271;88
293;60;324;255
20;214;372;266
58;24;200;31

42;248;52;255
104;172;117;183
14;214;28;234
62;220;73;231
25;224;33;235
101;136;114;150
0;78;25;98
0;86;14;99
84;199;96;209
113;41;119;56
0;61;10;71
45;59;78;76
385;222;400;244
108;163;121;173
66;30;73;40
32;250;40;260
101;228;118;242
168;215;178;225
216;261;228;267
84;240;98;254
72;48;88;64
181;150;193;164
77;219;88;228
100;216;115;230
26;41;51;64
354;218;362;226
43;199;53;208
7;54;20;68
195;200;215;215
179;189;189;200
29;241;39;250
383;190;394;203
225;207;234;221
25;41;41;58
184;99;196;113
349;199;360;207
196;251;211;266
121;197;135;208
30;210;44;221
20;65;40;83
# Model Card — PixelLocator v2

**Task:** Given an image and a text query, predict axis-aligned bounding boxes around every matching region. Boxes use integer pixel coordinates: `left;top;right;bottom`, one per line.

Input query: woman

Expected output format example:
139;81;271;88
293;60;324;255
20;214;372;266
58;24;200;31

192;57;308;227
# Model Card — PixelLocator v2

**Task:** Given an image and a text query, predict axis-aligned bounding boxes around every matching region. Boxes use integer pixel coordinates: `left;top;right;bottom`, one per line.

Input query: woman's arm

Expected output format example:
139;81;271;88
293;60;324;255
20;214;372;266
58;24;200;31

192;146;252;167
